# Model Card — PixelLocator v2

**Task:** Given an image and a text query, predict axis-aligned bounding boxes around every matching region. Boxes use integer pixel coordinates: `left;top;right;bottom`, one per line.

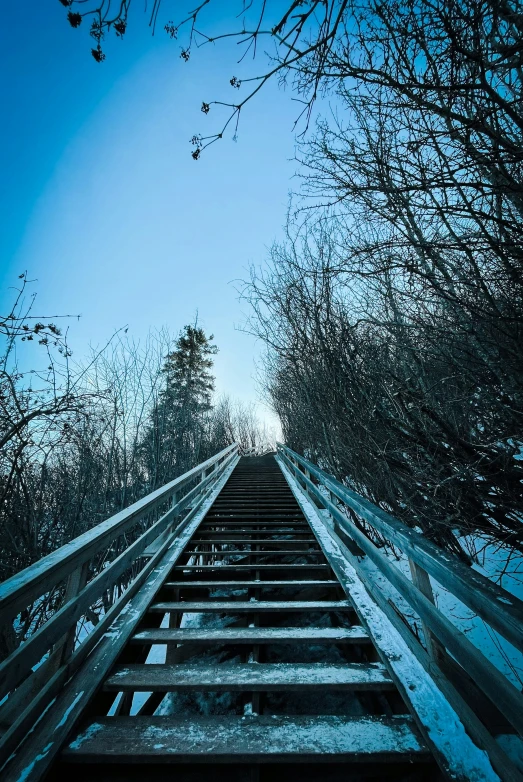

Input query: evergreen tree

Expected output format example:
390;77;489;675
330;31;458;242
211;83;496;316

143;325;218;487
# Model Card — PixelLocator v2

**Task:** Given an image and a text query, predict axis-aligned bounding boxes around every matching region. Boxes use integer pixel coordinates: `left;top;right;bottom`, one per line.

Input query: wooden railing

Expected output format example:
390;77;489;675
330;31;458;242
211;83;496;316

0;443;239;765
277;443;523;765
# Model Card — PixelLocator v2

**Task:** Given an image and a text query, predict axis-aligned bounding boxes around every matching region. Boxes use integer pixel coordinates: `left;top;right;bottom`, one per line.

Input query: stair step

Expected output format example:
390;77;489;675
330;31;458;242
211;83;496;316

164;580;338;588
190;539;318;545
149;600;352;613
131;626;369;645
62;715;428;763
201;523;309;528
208;503;300;507
183;550;323;556
204;516;305;520
104;662;394;692
171;564;330;571
193;535;317;540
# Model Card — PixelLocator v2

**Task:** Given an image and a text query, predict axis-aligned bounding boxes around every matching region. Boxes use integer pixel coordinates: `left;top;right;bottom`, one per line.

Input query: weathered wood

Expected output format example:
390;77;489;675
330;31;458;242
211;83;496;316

54;561;90;665
202;515;307;529
195;532;315;537
104;662;393;692
0;444;238;624
60;715;430;763
189;539;319;546
408;559;446;662
149;600;351;613
171;564;330;571
0;497;183;701
317;500;523;782
183;550;322;556
280;458;508;782
279;450;523;738
164;580;338;588
131;626;370;645
0;646;63;732
279;444;523;654
0;452;241;702
0;457;239;782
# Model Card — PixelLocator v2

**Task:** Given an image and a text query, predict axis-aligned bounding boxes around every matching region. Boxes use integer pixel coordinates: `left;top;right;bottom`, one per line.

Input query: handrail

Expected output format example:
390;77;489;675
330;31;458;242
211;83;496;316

277;443;523;740
277;443;523;653
0;443;238;623
0;445;240;770
0;446;238;701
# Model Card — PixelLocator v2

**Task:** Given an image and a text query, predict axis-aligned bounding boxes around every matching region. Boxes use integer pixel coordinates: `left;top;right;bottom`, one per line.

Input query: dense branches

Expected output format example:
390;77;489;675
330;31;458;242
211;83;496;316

58;0;523;164
0;286;267;655
242;0;523;555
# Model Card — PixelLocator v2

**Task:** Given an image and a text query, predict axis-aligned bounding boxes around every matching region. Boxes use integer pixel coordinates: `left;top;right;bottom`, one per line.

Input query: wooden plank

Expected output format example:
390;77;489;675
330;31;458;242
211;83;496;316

319;510;523;782
61;715;429;763
279;445;523;654
408;559;446;662
279;458;506;782
191;538;319;551
0;445;238;623
164;580;338;588
0;482;195;701
195;536;315;542
0;453;242;701
104;662;394;692
171;564;330;571
279;453;523;738
0;457;239;782
150;600;351;613
204;517;306;521
183;550;322;556
131;626;370;645
207;507;301;510
189;539;318;545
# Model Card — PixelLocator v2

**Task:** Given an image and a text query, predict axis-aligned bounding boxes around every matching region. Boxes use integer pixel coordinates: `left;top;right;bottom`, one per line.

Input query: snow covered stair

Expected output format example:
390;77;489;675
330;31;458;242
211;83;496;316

5;451;516;781
130;626;371;645
62;715;430;764
149;600;352;613
104;662;394;692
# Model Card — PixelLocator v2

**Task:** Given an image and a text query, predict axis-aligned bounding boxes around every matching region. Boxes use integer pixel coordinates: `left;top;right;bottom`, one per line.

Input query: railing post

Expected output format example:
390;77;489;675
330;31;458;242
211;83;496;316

408;559;445;663
56;560;90;665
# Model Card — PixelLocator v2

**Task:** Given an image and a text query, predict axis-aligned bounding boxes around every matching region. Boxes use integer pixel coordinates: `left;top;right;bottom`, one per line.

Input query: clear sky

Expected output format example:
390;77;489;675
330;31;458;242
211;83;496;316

0;2;301;430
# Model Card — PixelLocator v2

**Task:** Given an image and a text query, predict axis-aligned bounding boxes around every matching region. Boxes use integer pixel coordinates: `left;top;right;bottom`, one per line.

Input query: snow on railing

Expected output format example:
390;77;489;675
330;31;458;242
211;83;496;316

277;442;523;760
0;443;239;768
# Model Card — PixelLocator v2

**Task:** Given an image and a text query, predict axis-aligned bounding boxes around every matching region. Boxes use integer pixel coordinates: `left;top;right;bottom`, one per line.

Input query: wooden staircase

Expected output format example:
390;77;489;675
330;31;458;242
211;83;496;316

52;456;435;780
0;446;521;781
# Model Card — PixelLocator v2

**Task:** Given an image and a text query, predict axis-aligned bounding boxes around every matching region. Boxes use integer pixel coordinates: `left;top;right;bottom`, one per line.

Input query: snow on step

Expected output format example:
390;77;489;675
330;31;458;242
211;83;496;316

164;580;338;588
131;626;370;645
171;564;330;571
149;600;351;612
182;550;322;556
62;715;429;763
104;662;394;691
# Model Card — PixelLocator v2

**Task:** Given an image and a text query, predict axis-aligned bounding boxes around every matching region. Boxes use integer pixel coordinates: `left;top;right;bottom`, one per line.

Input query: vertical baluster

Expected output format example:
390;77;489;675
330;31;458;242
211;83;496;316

408;559;445;662
54;560;90;667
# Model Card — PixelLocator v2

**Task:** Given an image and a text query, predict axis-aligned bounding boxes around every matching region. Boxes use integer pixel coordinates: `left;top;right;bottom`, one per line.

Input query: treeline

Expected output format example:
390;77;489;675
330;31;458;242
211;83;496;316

0;283;265;593
246;0;523;556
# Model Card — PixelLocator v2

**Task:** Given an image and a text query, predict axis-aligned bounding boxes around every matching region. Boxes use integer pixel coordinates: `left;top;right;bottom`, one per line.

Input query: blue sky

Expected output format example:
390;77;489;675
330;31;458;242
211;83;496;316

0;2;301;427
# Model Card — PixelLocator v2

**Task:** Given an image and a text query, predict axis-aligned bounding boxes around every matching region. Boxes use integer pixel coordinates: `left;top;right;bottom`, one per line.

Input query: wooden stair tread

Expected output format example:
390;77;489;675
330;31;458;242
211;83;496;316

164;580;338;588
184;550;322;556
171;564;330;571
104;662;393;691
191;538;317;543
62;715;428;762
149;600;351;612
131;626;370;644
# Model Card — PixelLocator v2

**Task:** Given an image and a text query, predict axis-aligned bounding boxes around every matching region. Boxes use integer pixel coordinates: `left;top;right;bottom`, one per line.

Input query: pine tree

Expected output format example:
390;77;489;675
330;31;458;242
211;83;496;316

143;325;218;487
